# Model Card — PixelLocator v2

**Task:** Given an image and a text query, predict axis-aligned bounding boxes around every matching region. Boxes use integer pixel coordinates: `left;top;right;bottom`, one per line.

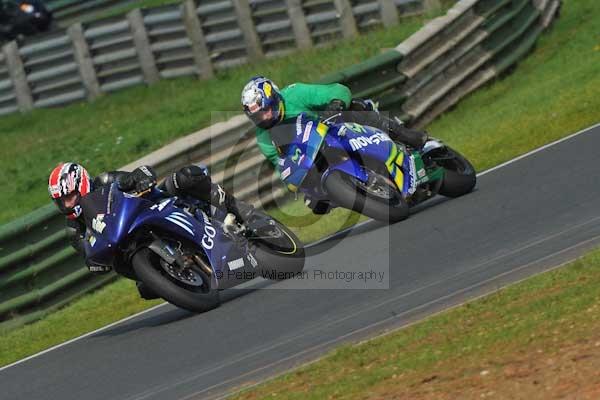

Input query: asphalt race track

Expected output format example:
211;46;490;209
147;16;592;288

2;124;600;400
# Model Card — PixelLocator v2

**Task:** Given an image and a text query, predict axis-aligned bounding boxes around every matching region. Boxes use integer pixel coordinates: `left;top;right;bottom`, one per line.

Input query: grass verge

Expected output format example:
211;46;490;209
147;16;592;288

0;0;598;368
227;247;600;400
426;0;600;173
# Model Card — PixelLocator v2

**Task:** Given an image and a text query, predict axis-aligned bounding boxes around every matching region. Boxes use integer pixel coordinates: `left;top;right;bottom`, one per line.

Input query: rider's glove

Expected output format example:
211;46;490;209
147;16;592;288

66;219;85;254
223;213;245;236
118;166;157;194
325;99;346;112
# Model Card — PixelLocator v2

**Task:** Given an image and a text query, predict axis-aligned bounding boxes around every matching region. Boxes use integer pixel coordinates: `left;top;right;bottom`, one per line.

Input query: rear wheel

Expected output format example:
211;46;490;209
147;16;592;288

324;170;409;223
132;247;220;313
432;146;476;198
247;213;305;280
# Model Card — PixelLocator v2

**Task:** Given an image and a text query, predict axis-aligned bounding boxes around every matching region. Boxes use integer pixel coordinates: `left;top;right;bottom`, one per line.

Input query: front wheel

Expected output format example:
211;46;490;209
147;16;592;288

432;146;477;198
324;170;409;223
246;213;305;280
132;248;220;313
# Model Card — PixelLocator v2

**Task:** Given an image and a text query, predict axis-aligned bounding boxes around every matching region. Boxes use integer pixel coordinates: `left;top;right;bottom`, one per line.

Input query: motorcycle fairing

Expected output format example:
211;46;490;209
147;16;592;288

128;200;256;288
83;185;256;289
279;114;428;197
325;123;418;196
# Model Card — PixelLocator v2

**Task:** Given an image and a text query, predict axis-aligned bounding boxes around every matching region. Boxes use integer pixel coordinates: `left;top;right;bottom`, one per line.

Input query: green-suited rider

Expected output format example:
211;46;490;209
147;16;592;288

240;76;428;213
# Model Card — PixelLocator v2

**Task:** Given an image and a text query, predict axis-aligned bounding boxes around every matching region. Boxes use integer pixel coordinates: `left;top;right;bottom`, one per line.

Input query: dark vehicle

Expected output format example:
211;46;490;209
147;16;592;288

0;0;52;41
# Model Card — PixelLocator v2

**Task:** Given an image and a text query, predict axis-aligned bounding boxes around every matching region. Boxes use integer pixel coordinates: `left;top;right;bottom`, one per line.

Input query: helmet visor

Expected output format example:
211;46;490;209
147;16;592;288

53;192;81;215
246;102;280;129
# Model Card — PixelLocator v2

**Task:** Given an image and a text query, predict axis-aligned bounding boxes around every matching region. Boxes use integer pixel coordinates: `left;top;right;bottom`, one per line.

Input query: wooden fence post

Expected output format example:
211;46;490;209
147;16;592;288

127;8;160;84
286;0;313;49
182;0;214;79
232;0;264;60
68;23;102;100
2;41;33;112
333;0;359;38
378;0;399;27
424;0;441;12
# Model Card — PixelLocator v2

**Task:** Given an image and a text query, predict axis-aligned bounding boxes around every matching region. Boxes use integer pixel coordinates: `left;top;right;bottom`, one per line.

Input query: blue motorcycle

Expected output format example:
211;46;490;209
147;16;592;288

274;113;476;222
79;183;305;313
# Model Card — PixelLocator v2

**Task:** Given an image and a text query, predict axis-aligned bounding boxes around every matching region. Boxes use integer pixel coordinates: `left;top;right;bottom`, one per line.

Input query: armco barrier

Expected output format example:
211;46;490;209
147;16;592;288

0;0;560;330
0;0;427;116
319;0;561;128
45;0;134;26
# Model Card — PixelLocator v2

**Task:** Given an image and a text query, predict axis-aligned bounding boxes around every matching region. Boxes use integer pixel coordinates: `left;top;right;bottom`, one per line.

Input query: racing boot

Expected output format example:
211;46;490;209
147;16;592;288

305;196;332;215
386;117;428;150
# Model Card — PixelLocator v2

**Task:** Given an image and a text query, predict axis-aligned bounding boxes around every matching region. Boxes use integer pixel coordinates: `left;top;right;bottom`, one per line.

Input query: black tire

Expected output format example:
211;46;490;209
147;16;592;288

248;214;305;280
324;170;409;223
132;248;220;313
435;146;477;198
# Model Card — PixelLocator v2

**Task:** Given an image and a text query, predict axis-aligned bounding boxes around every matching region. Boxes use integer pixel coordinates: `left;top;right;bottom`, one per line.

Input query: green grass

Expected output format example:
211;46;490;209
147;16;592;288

0;10;444;225
227;247;600;400
426;0;600;172
1;0;599;369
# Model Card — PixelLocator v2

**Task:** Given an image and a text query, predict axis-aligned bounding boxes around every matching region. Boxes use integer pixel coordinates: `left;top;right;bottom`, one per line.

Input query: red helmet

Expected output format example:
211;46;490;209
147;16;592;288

48;162;91;219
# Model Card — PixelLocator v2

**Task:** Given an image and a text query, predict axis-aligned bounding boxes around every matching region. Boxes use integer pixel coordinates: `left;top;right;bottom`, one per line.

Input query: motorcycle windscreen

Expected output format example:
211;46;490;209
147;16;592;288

81;184;150;266
278;113;328;192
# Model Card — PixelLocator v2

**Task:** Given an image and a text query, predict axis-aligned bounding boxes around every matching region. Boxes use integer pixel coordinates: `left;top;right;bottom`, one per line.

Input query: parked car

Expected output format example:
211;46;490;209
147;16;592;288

0;0;52;41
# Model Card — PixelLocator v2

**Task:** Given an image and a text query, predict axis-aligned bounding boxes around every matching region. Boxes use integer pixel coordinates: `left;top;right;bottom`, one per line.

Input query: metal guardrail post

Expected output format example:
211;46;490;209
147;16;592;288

424;0;441;12
377;0;400;27
127;8;160;84
286;0;313;49
181;0;215;79
232;0;264;61
68;23;102;100
2;41;33;112
333;0;359;38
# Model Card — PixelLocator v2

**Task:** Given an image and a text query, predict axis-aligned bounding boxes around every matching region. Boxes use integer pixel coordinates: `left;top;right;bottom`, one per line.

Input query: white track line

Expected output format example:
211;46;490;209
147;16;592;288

477;121;600;177
1;121;598;373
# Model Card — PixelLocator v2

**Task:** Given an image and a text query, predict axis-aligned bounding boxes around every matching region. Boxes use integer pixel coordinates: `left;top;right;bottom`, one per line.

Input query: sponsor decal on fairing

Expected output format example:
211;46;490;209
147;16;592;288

227;258;245;271
92;214;106;234
349;132;391;151
200;211;216;249
280;167;291;180
302;121;313;143
165;212;195;236
247;253;258;268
